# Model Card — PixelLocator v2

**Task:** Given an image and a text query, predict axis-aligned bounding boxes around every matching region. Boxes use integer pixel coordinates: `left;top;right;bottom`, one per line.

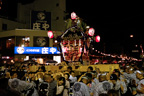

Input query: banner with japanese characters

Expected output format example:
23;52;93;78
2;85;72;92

31;11;51;30
14;47;60;54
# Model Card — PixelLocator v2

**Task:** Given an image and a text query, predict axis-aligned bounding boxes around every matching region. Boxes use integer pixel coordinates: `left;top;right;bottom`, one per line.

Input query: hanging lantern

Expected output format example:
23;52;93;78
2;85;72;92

88;28;95;36
47;31;53;38
71;12;76;20
95;35;100;42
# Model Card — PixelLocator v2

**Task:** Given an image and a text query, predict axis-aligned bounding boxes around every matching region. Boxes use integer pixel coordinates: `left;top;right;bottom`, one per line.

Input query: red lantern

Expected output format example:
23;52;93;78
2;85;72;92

95;35;100;42
48;31;53;38
71;12;76;20
88;28;95;36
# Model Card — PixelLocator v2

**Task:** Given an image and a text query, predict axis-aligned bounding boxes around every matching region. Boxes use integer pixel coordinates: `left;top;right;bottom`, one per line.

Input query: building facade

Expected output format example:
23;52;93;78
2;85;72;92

0;29;62;64
0;0;66;64
0;0;66;32
17;0;66;31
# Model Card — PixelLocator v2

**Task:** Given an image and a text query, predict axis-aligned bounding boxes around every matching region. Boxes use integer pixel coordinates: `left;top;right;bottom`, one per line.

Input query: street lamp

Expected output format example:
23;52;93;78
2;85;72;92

130;35;133;38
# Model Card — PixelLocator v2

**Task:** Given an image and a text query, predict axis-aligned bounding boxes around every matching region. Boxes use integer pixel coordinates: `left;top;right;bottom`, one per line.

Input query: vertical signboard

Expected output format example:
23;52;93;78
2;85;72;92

31;11;51;30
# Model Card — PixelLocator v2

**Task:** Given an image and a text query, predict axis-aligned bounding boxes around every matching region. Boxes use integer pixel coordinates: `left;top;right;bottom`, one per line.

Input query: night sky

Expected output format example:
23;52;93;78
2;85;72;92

66;1;144;39
0;0;144;57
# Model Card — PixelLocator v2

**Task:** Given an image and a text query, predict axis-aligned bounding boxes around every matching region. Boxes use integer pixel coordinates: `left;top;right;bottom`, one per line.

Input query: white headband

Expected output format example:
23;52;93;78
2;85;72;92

136;70;142;74
101;73;107;76
130;68;133;71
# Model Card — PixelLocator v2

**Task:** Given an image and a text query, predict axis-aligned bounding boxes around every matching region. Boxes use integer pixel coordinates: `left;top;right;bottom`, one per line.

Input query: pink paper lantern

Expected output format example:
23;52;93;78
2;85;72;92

48;31;53;38
71;12;76;20
88;28;95;36
95;35;100;42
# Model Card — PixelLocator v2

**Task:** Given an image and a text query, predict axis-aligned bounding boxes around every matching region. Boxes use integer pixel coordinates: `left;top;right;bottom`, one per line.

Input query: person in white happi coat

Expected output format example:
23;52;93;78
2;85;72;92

93;74;113;96
113;69;127;95
8;78;39;96
136;70;144;96
72;76;90;96
110;73;128;96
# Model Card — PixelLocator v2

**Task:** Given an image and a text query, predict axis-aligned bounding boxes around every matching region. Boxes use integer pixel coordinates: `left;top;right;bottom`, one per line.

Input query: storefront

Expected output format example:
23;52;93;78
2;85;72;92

0;29;63;64
14;46;61;64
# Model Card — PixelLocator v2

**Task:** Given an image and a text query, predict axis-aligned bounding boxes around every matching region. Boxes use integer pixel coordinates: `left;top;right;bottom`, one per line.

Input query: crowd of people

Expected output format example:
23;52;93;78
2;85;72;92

0;62;144;96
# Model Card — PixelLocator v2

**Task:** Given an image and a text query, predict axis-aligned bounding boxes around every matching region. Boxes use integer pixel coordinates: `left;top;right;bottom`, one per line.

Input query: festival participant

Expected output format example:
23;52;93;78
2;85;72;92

56;77;66;96
69;71;77;87
25;73;31;82
72;76;90;96
63;73;70;96
0;78;21;96
93;73;113;96
39;74;57;96
5;71;11;79
113;69;127;95
78;72;95;95
127;67;139;95
35;70;44;83
87;66;93;73
136;70;144;96
85;73;95;96
8;76;39;96
109;74;128;96
78;66;94;82
67;66;72;74
46;74;57;96
121;66;133;95
95;67;101;78
10;71;18;79
128;67;137;82
92;72;99;85
123;66;131;86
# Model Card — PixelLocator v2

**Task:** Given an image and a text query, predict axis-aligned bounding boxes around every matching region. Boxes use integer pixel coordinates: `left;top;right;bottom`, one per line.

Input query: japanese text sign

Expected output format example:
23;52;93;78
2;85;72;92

14;47;60;54
31;11;51;30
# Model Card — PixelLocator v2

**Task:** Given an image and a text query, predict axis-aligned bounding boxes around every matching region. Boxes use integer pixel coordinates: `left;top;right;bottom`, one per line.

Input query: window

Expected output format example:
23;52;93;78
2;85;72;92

2;24;7;31
56;3;59;7
16;36;30;47
6;38;15;49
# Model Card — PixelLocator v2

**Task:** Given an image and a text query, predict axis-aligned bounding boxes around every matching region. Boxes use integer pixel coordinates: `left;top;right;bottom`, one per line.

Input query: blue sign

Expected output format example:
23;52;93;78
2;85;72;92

14;47;60;54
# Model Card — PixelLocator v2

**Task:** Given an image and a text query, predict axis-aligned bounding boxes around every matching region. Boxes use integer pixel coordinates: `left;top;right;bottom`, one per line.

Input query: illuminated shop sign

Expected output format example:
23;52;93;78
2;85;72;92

31;11;51;30
14;47;60;54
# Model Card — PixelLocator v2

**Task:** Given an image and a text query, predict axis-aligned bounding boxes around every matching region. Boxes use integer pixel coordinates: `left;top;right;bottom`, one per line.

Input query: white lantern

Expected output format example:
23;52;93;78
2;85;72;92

88;28;95;36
